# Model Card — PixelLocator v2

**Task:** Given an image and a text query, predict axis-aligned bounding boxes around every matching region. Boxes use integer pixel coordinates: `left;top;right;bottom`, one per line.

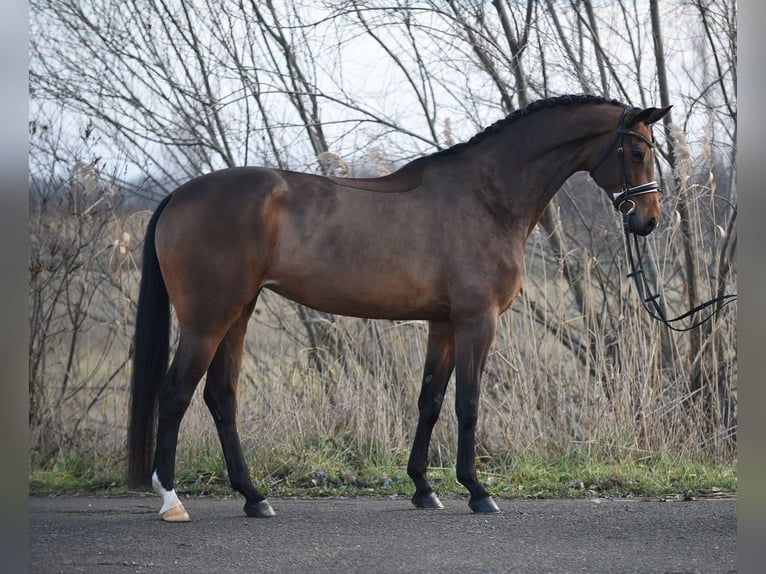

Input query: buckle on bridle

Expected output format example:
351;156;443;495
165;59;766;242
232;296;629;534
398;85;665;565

612;180;659;212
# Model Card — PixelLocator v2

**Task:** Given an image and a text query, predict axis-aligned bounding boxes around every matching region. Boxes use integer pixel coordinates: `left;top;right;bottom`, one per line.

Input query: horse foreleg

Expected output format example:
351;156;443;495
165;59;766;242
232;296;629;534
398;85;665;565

204;303;275;518
152;333;219;522
453;313;500;514
407;321;455;509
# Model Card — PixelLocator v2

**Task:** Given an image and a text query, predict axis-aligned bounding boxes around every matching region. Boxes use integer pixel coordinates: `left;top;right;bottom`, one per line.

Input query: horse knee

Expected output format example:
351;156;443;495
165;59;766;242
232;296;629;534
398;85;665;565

455;403;479;432
418;397;444;427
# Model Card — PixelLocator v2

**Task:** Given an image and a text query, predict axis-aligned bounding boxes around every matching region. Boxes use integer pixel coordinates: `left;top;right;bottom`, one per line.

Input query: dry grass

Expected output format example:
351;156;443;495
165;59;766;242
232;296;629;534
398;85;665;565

29;163;736;487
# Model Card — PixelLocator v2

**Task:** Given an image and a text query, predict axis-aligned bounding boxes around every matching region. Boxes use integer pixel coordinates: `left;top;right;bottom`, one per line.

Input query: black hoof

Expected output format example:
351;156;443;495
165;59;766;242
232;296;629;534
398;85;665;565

469;496;500;514
412;491;444;509
245;499;276;518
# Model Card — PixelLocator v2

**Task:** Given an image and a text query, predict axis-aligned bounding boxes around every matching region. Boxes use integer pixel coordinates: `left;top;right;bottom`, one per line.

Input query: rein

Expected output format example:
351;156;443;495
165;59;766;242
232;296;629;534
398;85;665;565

595;105;737;331
622;216;737;332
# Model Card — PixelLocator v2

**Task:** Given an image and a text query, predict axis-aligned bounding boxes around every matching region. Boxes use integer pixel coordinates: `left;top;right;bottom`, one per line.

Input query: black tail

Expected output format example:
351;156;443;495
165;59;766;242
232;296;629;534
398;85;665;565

127;195;173;487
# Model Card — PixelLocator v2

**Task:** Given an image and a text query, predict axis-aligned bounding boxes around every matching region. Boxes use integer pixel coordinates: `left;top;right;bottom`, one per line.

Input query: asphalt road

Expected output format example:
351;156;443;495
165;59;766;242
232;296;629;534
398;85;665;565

29;494;736;573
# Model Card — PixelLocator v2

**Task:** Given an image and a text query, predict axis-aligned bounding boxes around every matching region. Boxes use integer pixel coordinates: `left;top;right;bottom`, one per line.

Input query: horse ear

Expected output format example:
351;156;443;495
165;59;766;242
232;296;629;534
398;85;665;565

628;105;673;127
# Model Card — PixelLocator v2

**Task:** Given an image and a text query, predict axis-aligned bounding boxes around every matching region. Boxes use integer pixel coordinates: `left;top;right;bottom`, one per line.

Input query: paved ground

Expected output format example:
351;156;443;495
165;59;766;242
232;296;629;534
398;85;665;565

29;494;736;573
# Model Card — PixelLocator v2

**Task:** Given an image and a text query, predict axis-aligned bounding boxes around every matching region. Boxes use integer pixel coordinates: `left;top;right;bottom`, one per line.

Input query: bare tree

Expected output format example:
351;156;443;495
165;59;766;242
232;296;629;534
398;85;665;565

29;0;737;466
29;156;136;462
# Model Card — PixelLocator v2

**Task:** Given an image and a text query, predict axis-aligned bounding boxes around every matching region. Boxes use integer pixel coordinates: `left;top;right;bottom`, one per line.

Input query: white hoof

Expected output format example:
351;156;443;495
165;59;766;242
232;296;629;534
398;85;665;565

160;503;190;522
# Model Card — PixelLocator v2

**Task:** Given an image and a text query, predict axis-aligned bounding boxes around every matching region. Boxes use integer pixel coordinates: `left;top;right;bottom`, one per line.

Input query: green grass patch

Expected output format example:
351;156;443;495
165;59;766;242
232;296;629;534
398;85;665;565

478;450;736;499
29;451;128;494
29;439;736;500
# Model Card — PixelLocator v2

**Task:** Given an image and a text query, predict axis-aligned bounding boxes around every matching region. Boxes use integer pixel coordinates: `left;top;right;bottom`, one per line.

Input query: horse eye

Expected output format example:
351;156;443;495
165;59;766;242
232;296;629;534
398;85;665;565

630;149;644;162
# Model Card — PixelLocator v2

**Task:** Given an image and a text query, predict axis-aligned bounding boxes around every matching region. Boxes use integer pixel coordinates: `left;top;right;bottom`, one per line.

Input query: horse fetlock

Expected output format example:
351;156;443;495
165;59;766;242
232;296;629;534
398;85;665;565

152;470;190;522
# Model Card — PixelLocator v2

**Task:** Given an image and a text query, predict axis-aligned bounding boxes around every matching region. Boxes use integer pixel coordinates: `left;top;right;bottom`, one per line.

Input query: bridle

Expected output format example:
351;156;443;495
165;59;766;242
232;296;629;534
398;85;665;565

592;106;737;331
590;106;659;215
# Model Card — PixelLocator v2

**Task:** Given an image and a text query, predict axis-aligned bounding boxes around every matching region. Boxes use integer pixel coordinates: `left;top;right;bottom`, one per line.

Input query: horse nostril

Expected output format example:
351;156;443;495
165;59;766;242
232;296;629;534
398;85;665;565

646;217;657;233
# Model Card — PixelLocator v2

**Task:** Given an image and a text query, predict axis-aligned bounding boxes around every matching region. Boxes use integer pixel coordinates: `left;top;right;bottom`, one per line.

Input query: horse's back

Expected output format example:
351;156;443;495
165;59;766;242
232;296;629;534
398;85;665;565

165;166;287;210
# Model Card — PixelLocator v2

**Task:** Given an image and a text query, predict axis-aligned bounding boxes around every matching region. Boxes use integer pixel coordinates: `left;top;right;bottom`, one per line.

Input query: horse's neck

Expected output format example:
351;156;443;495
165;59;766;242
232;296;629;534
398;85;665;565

476;120;595;227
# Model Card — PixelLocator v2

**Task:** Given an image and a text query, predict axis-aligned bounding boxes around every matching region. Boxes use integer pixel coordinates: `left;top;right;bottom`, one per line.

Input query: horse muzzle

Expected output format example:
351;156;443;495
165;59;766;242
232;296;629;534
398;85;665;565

623;208;658;236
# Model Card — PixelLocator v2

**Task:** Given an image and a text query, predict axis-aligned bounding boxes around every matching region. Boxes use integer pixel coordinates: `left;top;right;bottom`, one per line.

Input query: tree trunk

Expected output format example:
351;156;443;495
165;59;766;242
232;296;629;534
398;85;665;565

649;0;706;406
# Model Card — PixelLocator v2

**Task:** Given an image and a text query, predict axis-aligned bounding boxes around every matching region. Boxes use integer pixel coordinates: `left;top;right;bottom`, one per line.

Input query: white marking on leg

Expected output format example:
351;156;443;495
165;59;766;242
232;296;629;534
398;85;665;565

152;470;182;515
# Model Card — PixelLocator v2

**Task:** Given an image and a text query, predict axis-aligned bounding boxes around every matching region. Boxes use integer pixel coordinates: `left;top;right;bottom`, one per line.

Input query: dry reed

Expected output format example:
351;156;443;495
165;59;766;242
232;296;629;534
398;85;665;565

29;150;736;481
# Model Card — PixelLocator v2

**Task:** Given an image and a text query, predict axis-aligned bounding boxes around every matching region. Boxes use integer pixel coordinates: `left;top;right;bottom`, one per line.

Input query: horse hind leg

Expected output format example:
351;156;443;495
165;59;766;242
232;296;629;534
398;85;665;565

407;320;455;510
152;331;221;522
203;300;275;518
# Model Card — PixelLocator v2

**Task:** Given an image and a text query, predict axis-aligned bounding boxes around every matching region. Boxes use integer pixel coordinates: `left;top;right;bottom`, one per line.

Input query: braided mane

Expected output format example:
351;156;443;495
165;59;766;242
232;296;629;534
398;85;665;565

422;94;626;162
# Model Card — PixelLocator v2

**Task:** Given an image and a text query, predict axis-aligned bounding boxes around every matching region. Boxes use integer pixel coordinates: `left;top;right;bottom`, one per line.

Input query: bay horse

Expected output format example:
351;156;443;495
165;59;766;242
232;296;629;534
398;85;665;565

127;94;671;521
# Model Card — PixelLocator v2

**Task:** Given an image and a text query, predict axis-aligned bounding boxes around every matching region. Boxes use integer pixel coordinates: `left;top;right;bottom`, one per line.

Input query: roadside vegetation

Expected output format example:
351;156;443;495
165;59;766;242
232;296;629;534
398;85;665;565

30;445;736;501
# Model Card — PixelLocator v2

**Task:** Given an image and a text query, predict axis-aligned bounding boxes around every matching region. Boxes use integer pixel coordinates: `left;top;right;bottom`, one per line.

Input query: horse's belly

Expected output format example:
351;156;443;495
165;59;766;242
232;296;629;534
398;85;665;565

263;271;450;321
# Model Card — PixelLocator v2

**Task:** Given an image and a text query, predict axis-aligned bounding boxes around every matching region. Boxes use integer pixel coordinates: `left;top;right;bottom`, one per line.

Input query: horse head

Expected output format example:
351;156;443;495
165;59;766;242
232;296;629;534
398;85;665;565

590;105;672;236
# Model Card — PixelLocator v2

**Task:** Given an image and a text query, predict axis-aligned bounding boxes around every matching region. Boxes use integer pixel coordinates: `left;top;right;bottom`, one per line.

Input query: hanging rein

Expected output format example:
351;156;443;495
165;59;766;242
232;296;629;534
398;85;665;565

594;106;737;332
